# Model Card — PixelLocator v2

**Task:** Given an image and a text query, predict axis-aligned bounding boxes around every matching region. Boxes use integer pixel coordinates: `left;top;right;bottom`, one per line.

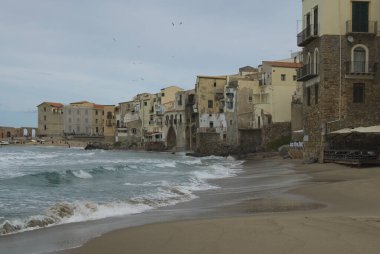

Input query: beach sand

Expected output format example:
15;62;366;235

61;157;380;254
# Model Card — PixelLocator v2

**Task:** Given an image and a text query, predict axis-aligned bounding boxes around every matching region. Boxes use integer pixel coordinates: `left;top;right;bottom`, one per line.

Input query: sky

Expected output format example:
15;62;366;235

0;0;301;127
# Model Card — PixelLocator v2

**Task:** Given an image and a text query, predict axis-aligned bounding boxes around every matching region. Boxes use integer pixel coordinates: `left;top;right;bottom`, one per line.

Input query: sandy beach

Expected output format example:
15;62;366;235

60;157;380;254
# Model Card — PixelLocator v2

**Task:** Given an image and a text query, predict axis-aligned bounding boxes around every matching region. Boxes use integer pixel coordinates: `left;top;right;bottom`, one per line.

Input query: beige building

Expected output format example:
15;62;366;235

63;101;111;137
37;102;64;137
297;0;380;162
254;61;302;128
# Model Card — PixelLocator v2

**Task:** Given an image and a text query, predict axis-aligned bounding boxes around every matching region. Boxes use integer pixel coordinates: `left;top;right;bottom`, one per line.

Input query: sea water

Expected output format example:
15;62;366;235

0;146;243;235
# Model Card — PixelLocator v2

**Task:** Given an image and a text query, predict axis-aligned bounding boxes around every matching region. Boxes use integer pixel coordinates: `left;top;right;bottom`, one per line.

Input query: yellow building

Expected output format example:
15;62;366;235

254;61;302;127
37;102;64;137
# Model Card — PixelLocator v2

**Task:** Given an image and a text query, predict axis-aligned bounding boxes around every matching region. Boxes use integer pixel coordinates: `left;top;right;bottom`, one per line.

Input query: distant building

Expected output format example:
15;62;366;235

37;102;64;137
64;101;100;136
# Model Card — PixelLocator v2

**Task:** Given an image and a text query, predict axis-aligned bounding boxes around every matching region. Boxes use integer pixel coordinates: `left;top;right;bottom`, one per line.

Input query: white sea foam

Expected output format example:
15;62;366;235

72;170;93;179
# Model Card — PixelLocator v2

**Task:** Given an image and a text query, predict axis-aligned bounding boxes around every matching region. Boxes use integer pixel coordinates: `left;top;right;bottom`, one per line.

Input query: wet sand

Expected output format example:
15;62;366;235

61;157;380;254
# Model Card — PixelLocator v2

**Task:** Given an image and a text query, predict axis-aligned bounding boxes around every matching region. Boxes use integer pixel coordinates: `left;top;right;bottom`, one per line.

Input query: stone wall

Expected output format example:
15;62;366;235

238;129;262;153
261;122;291;150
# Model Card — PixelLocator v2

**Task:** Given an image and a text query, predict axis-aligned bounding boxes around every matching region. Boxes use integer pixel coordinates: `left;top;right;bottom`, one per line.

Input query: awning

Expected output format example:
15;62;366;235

329;125;380;135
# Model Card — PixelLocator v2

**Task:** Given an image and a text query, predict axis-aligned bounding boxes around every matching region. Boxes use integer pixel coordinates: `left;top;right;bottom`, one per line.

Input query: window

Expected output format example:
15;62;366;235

248;96;252;102
281;74;286;81
96;119;98;124
43;115;46;121
293;75;297;81
314;48;319;74
208;100;213;108
132;128;137;134
307;87;311;106
96;127;98;133
95;110;98;115
353;83;365;103
209;121;214;128
315;84;319;104
179;114;182;123
144;101;147;106
352;1;369;32
306;12;311;37
161;93;165;97
44;124;47;130
213;82;216;87
313;6;318;35
44;107;46;112
352;46;367;72
178;94;182;105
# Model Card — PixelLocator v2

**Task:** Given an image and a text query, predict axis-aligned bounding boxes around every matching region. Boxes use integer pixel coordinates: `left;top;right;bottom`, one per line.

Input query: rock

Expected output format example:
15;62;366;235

85;142;110;150
278;145;290;157
49;203;75;218
26;217;55;228
1;221;21;234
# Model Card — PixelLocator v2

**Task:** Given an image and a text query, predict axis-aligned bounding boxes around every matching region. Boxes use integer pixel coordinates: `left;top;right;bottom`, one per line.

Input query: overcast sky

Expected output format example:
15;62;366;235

0;0;301;127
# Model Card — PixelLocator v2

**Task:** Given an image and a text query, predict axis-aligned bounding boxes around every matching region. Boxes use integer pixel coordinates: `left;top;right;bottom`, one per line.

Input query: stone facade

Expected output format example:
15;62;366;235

298;0;380;161
37;102;64;137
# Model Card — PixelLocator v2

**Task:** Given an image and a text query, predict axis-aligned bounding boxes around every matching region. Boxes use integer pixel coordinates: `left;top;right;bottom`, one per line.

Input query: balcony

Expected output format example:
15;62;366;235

346;20;378;35
296;64;317;81
297;24;319;47
346;61;377;75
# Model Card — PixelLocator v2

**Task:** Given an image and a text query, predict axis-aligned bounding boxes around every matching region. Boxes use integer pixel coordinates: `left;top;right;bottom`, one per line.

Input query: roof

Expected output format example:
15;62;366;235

263;61;303;68
197;75;227;79
93;104;104;109
239;66;257;72
70;101;91;105
329;125;380;135
37;102;64;108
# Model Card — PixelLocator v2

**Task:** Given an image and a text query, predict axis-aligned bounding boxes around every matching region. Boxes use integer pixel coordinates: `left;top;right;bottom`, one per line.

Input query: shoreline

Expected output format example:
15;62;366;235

59;157;380;254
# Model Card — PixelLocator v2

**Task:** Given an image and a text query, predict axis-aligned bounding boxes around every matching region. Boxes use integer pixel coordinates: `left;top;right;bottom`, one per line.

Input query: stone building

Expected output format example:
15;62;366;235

37;102;64;137
115;100;142;148
297;0;380;161
162;89;195;151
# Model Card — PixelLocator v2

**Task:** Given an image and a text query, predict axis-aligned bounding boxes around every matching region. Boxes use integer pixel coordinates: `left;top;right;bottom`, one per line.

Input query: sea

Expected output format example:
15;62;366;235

0;146;243;236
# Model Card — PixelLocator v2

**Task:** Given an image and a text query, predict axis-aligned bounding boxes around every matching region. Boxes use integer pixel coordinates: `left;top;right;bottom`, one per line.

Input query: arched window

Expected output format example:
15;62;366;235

351;45;368;73
314;48;319;74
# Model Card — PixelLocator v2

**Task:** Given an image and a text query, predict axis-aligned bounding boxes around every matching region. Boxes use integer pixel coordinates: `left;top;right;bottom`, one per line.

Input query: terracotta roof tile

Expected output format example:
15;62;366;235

38;102;64;108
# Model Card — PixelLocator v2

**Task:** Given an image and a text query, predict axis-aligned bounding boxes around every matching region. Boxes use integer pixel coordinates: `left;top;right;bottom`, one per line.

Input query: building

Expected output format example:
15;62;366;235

115;100;142;148
162;89;195;150
297;0;380;161
37;102;64;137
255;61;302;128
63;101;101;136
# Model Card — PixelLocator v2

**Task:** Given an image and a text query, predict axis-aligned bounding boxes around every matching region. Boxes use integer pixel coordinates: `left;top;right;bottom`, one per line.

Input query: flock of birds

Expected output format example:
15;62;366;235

112;21;184;83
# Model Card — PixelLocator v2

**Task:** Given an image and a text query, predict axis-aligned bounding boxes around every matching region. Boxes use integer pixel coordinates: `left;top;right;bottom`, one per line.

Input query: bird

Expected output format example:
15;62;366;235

179;22;182;25
172;22;175;26
113;38;117;42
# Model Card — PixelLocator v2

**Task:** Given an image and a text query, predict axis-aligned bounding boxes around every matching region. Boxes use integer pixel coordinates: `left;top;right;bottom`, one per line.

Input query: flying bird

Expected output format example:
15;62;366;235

113;38;117;42
172;22;175;26
179;22;182;25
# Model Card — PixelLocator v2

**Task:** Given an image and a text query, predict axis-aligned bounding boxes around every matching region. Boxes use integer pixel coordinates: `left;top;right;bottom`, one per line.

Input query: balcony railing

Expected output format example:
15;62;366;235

346;61;377;75
346;20;378;35
297;63;318;81
297;23;319;47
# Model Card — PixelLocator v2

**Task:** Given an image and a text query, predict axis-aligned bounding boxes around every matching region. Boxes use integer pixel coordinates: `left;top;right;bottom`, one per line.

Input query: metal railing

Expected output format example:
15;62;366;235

346;20;378;35
297;63;317;81
297;23;319;46
346;61;377;74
